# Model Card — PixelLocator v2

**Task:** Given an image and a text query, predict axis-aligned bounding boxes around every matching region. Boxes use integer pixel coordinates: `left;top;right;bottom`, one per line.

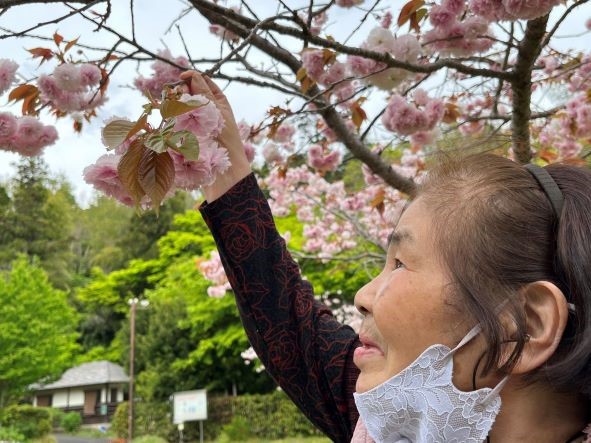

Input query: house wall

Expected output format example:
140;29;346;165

34;384;126;408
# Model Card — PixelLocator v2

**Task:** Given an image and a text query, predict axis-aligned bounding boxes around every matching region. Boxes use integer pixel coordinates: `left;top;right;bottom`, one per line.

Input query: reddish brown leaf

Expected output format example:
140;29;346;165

397;0;425;27
442;102;460;124
126;114;148;141
27;47;54;65
118;139;147;207
99;67;109;96
296;67;307;82
137;149;175;212
8;84;38;102
370;188;386;215
53;32;64;46
73;120;83;133
21;93;40;115
322;49;337;65
351;102;367;130
64;37;79;54
539;148;558;163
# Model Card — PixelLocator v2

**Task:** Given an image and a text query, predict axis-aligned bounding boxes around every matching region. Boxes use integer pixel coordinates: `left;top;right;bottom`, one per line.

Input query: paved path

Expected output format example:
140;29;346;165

54;434;110;443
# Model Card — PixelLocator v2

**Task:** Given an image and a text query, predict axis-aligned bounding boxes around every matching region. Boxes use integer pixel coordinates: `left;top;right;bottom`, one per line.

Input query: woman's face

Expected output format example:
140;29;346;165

354;197;479;393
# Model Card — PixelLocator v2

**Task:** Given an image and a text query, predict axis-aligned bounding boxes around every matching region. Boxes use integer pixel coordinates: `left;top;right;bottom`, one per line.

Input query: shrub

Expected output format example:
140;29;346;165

45;408;65;430
0;405;51;440
0;425;25;443
218;416;252;441
131;435;168;443
60;412;82;433
111;402;175;442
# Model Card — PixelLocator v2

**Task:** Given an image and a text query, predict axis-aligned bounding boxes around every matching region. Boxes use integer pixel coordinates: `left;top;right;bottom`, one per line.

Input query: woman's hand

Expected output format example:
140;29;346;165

180;70;252;202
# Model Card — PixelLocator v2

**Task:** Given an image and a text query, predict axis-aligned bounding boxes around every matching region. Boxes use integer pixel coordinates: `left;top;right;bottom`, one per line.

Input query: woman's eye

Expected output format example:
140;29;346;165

393;258;405;270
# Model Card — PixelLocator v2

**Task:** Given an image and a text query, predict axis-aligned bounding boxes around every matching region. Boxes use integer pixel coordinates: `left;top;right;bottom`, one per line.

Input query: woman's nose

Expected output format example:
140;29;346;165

354;275;381;316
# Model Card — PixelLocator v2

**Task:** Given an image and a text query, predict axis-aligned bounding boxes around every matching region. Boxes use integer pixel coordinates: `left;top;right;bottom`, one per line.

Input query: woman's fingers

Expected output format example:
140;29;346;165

202;75;229;105
180;70;215;100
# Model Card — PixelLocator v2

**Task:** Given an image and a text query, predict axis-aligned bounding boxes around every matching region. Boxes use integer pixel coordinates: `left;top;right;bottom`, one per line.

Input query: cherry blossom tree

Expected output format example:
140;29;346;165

1;0;590;298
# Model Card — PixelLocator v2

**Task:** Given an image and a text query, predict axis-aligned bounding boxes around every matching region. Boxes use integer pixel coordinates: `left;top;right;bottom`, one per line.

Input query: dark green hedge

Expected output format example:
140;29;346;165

0;404;52;439
112;390;322;441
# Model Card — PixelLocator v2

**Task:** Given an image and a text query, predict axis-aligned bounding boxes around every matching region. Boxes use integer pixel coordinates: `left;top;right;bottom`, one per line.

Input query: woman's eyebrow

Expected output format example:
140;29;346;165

387;229;414;247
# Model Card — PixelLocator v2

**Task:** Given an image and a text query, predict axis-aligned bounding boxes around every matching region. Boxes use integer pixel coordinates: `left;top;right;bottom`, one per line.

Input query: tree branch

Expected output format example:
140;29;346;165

190;0;512;81
193;1;417;195
511;14;549;164
0;0;101;6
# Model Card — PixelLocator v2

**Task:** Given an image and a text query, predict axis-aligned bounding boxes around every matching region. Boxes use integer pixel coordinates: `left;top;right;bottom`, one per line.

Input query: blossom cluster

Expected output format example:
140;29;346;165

347;28;422;91
0;59;18;95
262;164;408;259
84;91;230;206
198;251;232;298
0;112;58;156
423;0;493;57
38;63;106;113
382;89;445;139
134;49;190;98
469;0;563;21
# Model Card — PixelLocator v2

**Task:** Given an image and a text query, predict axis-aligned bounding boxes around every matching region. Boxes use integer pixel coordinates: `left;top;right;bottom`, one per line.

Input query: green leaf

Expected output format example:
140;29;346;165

170;131;200;161
101;119;136;149
161;118;177;137
144;133;167;154
160;99;205;119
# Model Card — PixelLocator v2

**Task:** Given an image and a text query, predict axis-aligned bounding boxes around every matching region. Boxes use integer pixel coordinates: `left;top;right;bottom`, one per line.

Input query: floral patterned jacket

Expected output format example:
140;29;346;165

200;173;590;443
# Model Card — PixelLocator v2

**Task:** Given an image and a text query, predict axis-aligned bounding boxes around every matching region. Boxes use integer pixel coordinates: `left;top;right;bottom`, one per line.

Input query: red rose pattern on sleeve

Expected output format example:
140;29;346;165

200;173;361;443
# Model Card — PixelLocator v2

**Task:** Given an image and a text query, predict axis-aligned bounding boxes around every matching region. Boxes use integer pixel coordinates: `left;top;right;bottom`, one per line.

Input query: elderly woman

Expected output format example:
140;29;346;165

186;71;591;443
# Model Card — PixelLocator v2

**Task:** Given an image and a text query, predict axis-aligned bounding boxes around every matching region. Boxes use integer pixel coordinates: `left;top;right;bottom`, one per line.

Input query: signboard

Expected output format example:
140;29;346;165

173;389;207;423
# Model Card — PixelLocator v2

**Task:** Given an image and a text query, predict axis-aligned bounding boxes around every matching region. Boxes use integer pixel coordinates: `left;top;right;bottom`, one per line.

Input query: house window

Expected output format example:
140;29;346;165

110;388;117;403
37;395;52;407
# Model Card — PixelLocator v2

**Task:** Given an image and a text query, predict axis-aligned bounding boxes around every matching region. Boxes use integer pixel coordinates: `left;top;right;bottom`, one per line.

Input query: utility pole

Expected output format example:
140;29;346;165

128;299;137;443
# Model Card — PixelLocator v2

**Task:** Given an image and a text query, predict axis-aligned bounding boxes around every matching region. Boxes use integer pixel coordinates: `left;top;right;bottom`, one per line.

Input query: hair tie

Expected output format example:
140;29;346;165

524;164;564;219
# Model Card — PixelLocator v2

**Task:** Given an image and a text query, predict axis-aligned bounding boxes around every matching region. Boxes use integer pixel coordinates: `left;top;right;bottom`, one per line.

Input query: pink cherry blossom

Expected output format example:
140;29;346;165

586;18;591;30
271;123;296;143
381;11;393;28
83;153;134;206
198;251;232;298
382;95;428;135
410;130;437;147
209;24;240;42
502;0;562;20
336;0;364;7
391;35;422;62
429;4;457;29
243;142;256;163
320;62;347;86
53;63;82;92
170;141;230;190
444;0;466;15
307;144;342;172
0;112;18;140
262;142;284;164
366;27;396;50
468;0;509;21
174;94;224;140
79;63;102;87
134;49;190;98
0;59;18;95
302;49;326;81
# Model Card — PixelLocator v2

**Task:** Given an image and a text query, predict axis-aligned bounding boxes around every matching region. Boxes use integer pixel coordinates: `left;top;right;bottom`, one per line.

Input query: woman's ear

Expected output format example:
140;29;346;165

511;281;569;374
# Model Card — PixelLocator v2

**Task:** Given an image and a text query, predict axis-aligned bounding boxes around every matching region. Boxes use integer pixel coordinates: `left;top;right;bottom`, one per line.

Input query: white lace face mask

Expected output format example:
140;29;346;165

353;324;508;443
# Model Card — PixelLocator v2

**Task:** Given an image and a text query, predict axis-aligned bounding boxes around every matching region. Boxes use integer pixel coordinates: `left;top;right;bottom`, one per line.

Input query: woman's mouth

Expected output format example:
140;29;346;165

354;334;385;363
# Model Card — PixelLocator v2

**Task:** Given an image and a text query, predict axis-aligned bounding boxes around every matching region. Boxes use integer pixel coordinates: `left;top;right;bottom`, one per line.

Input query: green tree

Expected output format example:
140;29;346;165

0;258;79;406
0;158;76;289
